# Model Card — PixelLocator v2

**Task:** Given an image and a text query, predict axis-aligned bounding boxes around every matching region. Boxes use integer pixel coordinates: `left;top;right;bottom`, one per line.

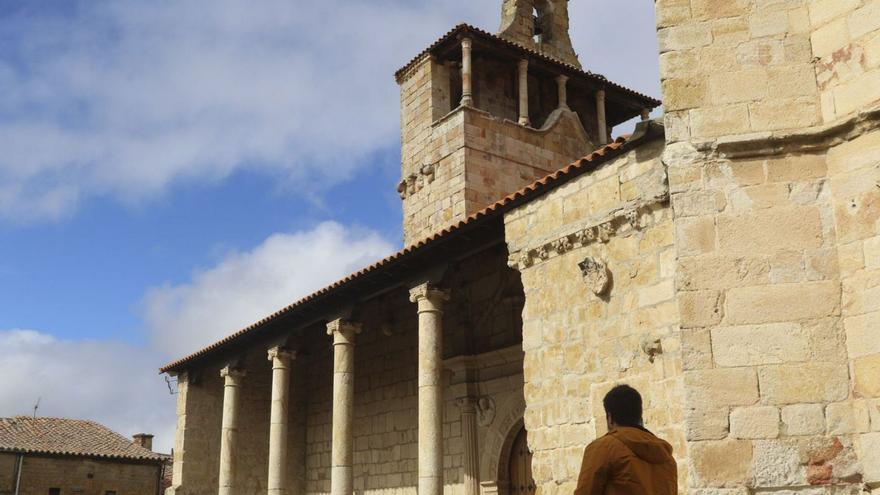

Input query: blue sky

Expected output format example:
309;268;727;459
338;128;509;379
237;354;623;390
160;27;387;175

0;1;660;451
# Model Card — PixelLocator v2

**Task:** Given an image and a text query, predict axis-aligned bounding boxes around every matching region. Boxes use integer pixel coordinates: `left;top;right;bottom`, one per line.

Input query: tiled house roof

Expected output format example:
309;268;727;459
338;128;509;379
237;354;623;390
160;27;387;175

0;417;166;462
160;121;664;374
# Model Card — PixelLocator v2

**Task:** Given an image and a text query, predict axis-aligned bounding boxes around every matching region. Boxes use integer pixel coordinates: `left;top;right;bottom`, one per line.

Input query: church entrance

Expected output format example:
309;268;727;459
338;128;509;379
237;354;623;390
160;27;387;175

507;427;535;495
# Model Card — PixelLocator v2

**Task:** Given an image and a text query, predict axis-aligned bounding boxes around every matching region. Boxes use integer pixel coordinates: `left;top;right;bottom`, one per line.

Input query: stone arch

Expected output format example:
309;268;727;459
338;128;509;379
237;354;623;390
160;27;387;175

479;393;527;495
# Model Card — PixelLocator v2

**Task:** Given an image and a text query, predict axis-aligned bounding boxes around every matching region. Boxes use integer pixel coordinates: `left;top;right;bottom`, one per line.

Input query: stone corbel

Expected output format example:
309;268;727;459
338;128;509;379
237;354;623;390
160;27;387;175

421;162;436;184
397;179;407;199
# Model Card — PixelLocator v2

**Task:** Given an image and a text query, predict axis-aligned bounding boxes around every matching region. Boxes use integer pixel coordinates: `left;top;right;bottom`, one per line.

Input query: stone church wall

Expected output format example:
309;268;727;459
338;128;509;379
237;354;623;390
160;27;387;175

503;138;688;495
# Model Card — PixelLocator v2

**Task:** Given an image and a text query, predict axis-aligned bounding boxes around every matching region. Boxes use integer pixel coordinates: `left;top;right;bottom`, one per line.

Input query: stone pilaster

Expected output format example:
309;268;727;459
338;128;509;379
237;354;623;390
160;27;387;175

327;319;362;495
596;89;607;145
518;59;530;126
461;38;474;107
218;365;246;495
267;347;295;495
457;397;480;495
409;283;450;495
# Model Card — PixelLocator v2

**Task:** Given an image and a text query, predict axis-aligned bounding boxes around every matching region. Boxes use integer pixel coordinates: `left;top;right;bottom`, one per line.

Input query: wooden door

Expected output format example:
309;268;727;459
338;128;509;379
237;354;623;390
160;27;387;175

508;427;535;495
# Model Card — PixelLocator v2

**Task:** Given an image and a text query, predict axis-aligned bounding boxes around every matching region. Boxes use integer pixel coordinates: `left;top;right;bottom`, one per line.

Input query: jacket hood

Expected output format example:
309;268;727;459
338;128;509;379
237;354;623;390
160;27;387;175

608;427;674;464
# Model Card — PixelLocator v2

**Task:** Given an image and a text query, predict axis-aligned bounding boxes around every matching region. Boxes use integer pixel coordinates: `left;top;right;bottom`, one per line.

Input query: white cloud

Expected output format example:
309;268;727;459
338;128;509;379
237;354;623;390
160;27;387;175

1;221;395;452
0;1;660;221
0;329;176;452
142;221;395;357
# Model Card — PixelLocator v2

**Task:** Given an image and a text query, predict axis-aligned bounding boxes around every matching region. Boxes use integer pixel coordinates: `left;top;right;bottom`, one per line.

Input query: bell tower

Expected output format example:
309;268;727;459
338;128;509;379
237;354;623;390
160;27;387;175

498;0;581;68
394;2;659;245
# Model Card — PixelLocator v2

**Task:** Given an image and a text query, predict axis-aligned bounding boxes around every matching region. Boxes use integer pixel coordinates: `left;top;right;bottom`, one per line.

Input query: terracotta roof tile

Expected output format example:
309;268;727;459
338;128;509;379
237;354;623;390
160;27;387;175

394;24;661;108
159;133;648;373
0;417;166;462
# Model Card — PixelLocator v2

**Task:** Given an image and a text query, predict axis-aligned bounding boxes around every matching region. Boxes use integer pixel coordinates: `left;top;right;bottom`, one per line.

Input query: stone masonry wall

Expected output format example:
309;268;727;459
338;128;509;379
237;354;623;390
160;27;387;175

810;0;880;122
657;0;880;491
827;131;880;486
658;0;821;142
504;138;689;495
0;452;161;495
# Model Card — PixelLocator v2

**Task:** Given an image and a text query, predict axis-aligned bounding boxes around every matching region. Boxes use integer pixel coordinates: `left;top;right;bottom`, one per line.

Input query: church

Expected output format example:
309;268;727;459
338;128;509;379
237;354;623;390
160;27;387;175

161;1;880;494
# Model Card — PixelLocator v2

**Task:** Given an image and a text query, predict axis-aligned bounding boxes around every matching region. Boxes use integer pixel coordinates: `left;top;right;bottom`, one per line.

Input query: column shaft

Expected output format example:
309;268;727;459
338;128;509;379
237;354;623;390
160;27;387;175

556;75;569;110
596;89;608;145
327;319;361;495
461;38;474;107
219;366;246;495
410;284;450;495
518;59;530;126
459;398;480;495
267;347;294;495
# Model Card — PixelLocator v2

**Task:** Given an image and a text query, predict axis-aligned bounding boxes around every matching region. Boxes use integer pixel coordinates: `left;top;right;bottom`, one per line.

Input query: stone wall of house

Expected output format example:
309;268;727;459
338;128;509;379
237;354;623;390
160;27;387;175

0;452;161;495
398;57;592;246
503;138;689;495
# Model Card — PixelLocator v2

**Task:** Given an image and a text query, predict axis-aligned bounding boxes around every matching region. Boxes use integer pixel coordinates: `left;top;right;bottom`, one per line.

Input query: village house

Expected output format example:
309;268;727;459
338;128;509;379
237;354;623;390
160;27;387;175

161;1;880;494
0;417;169;495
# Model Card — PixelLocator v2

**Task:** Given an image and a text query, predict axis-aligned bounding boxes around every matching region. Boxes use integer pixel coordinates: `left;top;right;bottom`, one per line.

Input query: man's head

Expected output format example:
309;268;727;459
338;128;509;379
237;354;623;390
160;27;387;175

603;384;643;429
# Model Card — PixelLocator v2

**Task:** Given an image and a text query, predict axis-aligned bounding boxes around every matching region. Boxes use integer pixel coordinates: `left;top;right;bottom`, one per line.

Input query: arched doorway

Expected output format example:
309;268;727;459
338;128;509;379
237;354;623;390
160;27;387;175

507;427;535;495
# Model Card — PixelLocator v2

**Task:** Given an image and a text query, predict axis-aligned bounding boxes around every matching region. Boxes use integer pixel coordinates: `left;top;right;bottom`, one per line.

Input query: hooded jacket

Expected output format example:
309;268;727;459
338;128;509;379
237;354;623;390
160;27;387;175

573;426;677;495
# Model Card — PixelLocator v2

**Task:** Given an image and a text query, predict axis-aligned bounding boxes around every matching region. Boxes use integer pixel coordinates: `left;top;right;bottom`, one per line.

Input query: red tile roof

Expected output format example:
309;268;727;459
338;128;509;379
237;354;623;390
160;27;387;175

394;23;661;109
0;417;166;462
159;130;656;374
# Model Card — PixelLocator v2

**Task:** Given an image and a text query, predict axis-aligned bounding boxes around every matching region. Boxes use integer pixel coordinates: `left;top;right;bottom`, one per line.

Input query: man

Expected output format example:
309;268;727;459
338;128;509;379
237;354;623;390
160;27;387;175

574;384;677;495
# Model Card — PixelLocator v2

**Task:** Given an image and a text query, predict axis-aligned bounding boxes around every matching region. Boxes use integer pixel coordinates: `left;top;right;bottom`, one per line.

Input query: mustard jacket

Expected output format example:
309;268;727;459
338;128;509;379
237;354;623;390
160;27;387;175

573;426;677;495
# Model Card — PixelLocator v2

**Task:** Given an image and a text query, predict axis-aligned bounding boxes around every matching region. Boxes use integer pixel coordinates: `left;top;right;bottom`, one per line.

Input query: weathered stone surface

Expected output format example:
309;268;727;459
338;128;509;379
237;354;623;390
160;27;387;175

730;406;780;439
711;323;809;367
689;439;753;487
685;368;759;409
716;207;824;256
854;354;880;397
826;401;871;434
781;403;825;436
686;408;730;440
680;290;724;328
858;432;880;482
725;282;840;325
758;363;850;404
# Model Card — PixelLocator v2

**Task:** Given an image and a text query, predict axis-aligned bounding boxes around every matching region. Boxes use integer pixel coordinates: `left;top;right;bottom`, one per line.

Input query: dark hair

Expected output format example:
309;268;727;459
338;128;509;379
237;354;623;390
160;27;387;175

603;384;643;427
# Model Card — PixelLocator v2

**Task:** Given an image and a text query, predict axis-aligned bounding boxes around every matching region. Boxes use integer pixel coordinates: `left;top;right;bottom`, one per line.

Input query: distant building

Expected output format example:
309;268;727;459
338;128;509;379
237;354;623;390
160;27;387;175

0;417;168;495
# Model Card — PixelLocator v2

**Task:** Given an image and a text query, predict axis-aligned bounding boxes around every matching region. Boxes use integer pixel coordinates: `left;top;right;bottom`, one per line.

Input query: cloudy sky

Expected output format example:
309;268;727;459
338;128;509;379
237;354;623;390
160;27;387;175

0;1;660;453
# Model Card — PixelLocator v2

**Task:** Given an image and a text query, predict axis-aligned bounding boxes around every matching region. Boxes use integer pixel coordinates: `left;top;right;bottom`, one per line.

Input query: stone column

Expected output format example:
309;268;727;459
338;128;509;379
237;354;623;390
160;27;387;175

641;108;651;121
518;59;530;126
327;319;362;495
457;397;480;495
556;75;569;110
267;347;295;495
596;89;608;145
409;283;450;495
461;37;474;107
219;365;246;495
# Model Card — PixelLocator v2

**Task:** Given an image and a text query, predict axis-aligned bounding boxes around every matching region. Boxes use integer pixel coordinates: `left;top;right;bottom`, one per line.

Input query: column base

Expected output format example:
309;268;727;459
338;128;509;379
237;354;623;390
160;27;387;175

419;475;443;495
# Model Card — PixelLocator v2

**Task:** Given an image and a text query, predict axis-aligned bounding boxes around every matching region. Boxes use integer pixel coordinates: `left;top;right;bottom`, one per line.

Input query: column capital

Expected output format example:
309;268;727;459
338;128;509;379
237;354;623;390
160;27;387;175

220;365;246;380
409;283;451;304
455;396;478;414
267;346;296;363
461;36;473;49
556;74;569;84
518;58;529;70
326;318;362;344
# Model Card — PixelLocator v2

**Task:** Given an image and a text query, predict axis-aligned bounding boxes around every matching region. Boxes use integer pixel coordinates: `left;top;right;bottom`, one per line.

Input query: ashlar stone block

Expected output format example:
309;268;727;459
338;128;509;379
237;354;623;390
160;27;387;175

730;406;780;439
781;403;825;436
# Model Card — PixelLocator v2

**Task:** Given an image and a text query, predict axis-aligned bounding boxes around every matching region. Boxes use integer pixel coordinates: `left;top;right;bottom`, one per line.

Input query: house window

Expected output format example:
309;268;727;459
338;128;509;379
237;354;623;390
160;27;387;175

48;489;60;495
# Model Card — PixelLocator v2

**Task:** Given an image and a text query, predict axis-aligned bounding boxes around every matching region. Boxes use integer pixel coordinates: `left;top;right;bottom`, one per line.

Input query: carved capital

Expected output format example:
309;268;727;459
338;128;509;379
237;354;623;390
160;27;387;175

220;365;246;381
326;318;362;345
409;283;451;304
267;346;296;364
